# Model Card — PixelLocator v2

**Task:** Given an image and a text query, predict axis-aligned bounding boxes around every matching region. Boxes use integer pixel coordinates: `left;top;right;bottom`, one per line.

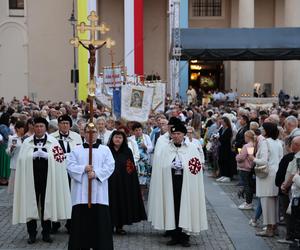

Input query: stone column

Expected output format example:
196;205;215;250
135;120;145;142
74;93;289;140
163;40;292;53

273;0;284;95
283;0;300;98
237;0;255;96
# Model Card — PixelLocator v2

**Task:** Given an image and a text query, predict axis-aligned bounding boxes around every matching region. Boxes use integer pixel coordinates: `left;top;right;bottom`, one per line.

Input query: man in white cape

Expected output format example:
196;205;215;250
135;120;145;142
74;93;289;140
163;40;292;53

51;114;82;233
148;121;208;247
12;117;72;244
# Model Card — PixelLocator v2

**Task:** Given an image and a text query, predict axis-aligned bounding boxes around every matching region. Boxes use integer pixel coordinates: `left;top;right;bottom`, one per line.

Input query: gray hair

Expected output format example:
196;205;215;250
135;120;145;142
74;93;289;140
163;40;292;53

285;115;298;126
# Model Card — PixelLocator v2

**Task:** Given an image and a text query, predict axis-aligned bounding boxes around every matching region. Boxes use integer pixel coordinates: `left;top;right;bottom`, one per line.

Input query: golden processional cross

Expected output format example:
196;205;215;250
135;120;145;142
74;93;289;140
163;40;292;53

70;10;115;208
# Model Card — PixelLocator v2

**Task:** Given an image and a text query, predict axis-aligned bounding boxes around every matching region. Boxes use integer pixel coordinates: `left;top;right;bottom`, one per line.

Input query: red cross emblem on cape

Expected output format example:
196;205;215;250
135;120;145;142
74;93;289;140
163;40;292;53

52;146;65;163
126;159;136;174
188;157;202;175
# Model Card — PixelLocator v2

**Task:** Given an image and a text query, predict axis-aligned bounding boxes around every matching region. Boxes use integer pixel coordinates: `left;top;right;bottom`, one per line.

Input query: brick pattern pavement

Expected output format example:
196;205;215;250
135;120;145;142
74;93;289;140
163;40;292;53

0;186;235;250
213;176;290;250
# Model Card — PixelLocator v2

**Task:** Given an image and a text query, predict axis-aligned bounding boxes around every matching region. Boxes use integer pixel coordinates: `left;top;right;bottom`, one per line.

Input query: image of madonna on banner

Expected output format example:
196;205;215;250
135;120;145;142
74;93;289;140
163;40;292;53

121;85;154;123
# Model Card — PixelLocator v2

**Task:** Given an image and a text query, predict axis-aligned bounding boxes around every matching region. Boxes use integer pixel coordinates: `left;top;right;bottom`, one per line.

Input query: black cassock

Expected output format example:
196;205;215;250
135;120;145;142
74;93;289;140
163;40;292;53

108;146;147;227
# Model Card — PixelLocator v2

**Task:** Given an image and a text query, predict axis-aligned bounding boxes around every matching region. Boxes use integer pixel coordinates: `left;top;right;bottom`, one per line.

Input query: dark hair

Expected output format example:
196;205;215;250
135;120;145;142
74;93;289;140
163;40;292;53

15;120;25;129
241;115;250;126
262;122;279;140
10;116;18;125
131;122;143;131
206;119;214;128
280;111;289;118
117;125;130;136
108;130;128;151
0;113;10;126
221;116;232;130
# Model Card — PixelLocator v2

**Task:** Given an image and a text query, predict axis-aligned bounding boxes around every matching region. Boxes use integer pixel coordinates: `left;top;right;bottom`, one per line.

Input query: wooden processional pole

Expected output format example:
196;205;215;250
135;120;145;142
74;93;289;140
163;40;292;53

70;10;115;208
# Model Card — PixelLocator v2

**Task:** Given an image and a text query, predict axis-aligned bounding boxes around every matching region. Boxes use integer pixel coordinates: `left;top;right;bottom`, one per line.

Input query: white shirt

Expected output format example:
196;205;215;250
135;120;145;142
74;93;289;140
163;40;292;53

129;134;153;154
67;144;115;206
127;137;140;164
6;135;23;170
98;129;113;145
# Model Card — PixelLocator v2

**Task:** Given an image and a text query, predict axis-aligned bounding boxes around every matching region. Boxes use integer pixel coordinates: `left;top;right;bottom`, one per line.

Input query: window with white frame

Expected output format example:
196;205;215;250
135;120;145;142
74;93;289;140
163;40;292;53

191;0;222;17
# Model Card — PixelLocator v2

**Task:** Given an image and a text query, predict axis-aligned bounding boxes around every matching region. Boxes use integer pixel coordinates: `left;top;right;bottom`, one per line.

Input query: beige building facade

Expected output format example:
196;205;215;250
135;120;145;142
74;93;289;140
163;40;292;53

0;0;300;101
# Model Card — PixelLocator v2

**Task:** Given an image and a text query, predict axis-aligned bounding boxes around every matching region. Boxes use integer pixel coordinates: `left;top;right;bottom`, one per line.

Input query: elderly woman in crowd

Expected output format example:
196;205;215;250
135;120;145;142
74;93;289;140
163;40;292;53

249;122;283;237
96;117;113;145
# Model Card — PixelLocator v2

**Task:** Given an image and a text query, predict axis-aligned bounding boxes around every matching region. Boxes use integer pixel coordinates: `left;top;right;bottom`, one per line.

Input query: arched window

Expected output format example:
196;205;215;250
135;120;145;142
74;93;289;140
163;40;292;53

191;0;222;17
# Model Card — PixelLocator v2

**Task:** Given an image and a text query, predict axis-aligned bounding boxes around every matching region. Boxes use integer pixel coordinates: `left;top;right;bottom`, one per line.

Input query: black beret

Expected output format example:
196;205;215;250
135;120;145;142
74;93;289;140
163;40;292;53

168;117;182;126
33;117;49;129
170;122;187;134
58;114;72;127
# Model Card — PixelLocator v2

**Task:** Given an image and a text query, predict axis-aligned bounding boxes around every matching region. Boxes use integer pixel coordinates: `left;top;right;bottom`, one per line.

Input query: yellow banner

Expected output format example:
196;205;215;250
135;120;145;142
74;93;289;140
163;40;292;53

77;0;88;101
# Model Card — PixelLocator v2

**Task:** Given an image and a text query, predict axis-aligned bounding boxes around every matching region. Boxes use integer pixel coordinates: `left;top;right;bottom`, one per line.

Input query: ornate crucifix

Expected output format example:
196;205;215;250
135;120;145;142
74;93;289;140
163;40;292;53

70;10;115;208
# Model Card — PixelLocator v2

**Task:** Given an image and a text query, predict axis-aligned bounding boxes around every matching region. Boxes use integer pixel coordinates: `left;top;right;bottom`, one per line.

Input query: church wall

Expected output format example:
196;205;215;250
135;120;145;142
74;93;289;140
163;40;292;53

144;0;167;80
97;0;124;72
0;1;28;101
26;0;74;102
254;0;274;95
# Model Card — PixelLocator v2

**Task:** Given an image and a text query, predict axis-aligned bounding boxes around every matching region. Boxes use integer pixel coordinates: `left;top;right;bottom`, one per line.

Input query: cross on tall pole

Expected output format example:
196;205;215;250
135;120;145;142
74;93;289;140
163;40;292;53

70;10;115;208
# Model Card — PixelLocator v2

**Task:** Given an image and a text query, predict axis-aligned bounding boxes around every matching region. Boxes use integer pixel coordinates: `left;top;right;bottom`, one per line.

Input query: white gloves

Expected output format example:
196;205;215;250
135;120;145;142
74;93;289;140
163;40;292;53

171;159;183;170
33;149;48;160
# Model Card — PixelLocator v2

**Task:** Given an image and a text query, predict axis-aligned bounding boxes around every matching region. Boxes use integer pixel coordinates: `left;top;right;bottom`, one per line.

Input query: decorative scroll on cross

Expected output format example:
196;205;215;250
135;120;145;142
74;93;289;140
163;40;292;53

70;11;115;208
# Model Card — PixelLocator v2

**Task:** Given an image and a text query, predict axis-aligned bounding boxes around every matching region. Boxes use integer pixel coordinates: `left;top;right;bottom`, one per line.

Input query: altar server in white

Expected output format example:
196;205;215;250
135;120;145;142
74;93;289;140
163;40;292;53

67;123;115;250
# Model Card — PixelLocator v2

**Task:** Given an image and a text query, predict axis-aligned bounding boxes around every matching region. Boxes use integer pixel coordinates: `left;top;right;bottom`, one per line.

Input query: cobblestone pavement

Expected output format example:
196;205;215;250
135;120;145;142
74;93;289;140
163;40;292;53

212;174;290;250
0;186;234;250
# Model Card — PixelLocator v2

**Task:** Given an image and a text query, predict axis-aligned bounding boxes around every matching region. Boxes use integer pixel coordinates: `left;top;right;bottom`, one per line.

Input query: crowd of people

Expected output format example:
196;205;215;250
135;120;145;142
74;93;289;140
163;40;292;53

0;95;207;249
1;93;300;249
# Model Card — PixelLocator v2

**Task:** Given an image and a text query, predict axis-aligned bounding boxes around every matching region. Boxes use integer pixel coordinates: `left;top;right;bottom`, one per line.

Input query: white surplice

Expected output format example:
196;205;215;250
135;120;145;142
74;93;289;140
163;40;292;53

67;144;115;206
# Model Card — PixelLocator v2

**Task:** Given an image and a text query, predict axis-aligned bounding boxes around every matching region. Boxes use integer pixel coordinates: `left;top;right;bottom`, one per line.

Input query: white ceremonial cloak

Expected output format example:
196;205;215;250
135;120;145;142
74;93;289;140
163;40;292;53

148;139;208;234
67;144;115;206
51;130;82;150
12;135;72;224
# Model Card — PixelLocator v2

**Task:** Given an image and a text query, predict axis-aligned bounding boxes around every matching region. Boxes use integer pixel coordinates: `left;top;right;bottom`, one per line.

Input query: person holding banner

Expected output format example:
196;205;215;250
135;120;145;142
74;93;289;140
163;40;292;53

67;123;115;250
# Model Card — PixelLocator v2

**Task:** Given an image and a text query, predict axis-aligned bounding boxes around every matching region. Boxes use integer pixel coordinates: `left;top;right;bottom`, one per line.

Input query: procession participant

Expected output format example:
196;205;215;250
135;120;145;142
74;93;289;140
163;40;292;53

12;117;72;244
96;117;112;145
51;114;82;233
0;112;12;185
148;122;208;247
118;125;140;165
67;123;115;250
186;126;205;162
106;117;115;131
129;122;153;185
6;121;25;194
108;130;146;235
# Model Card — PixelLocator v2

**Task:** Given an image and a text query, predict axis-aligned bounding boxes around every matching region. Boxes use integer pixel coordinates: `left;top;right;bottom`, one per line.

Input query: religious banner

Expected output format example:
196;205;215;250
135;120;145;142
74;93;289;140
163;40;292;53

95;77;112;109
148;82;166;112
103;66;123;87
112;89;121;120
121;85;154;122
